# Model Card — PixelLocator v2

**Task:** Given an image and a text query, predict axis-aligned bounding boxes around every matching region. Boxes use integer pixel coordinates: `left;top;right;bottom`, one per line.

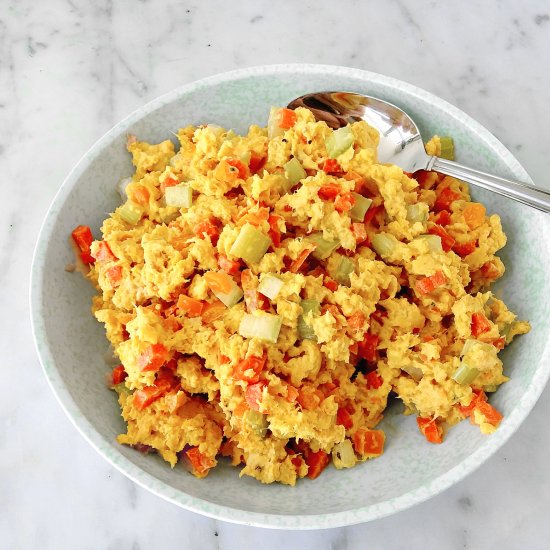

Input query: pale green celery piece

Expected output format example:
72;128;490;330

349;193;373;222
165;184;193;208
238;312;282;343
331;439;357;469
267;107;285;139
258;274;284;300
402;364;423;381
243;410;268;437
406;203;428;223
415;234;443;253
439;136;455;161
330;255;355;286
307;232;340;260
452;362;480;385
213;283;244;308
284;157;307;185
371;233;396;258
118;203;143;225
113;383;132;395
230;223;272;264
297;299;320;340
325;126;354;158
460;339;495;358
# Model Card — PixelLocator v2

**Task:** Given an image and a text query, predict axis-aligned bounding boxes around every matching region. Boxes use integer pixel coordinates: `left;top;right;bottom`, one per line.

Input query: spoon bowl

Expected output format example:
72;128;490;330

288;91;550;212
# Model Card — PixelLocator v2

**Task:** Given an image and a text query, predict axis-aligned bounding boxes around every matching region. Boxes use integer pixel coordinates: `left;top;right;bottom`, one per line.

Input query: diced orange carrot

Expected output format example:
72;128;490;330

334;192;356;213
201;301;226;323
275;108;297;129
186;447;216;478
285;385;299;403
94;241;117;262
463;203;486;229
193;220;219;243
138;343;170;373
128;184;150;206
415;270;447;295
458;389;487;417
105;265;122;286
474;401;503;427
268;214;283;247
204;271;234;294
352;428;385;457
177;295;204;317
493;337;506;350
351;222;368;243
233;354;266;384
297;386;324;410
289;246;315;273
225;158;249;180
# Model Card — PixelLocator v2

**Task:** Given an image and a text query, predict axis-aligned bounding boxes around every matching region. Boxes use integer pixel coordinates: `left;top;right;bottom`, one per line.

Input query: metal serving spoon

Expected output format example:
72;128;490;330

288;91;550;213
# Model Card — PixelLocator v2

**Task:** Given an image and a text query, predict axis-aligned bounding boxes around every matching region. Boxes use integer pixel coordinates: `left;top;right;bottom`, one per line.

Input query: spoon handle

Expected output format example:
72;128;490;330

430;157;550;213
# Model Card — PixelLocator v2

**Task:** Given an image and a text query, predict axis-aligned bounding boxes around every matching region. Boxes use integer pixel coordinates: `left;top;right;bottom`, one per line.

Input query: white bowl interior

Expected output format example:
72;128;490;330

31;65;550;528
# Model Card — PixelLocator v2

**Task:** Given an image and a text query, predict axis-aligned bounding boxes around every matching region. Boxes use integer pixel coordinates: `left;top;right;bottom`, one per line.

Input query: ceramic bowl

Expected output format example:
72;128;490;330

30;64;550;529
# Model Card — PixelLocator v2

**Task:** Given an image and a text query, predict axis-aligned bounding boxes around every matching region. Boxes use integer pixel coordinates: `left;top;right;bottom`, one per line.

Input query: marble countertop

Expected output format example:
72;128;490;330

3;0;550;548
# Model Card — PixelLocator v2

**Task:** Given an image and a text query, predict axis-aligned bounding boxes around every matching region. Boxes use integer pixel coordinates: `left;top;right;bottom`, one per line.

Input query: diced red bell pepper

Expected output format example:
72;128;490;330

275;108;297;129
217;254;242;275
318;183;341;200
428;224;455;252
357;333;379;363
71;225;94;258
193;220;220;244
433;209;452;226
434;187;461;212
334;192;356;213
321;159;342;174
111;364;127;385
305;450;330;480
186;447;216;477
415;270;447;296
458;389;487;417
366;370;383;389
453;239;477;257
226;158;249;180
417;416;443;444
268;214;283;247
249;153;267;174
105;265;122;286
351;222;368;244
471;312;491;337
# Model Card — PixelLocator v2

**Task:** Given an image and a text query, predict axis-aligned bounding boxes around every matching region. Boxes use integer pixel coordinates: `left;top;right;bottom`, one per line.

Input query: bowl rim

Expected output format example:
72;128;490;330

30;63;549;529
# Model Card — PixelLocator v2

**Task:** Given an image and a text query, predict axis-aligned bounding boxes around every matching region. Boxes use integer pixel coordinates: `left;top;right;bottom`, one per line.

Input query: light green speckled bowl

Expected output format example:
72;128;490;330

30;65;550;529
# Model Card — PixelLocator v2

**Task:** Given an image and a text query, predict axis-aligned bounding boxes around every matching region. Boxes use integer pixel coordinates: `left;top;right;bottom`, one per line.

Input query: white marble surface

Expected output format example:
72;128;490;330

3;0;550;548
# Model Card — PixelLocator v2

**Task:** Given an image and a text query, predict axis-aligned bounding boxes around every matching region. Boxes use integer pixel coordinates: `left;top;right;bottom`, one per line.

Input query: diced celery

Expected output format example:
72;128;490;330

258;274;284;300
452;363;480;385
406;203;428;223
329;255;355;286
165;184;193;208
297;300;320;340
439;136;455;161
306;232;340;260
267;107;285;139
371;233;396;258
332;439;357;469
402;364;423;381
113;383;132;396
212;282;244;308
243;410;268;437
349;193;373;222
239;312;282;343
118;203;143;225
325;126;354;158
415;234;443;253
230;223;272;264
284;157;307;185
